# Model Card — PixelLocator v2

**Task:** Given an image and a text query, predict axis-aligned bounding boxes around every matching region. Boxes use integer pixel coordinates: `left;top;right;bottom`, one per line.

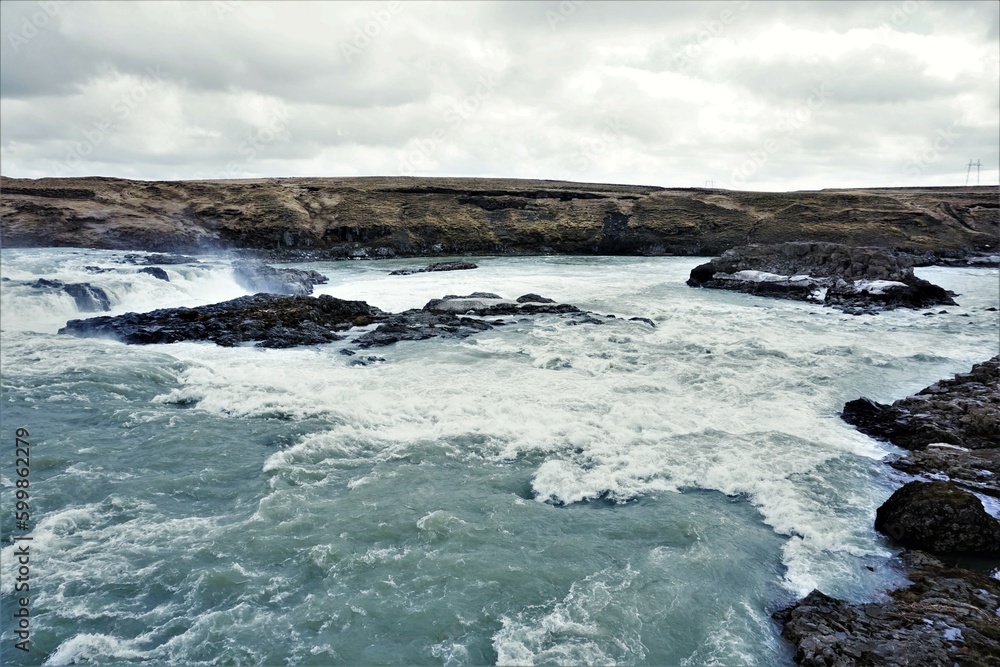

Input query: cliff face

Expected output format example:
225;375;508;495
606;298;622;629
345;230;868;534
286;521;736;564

1;176;997;258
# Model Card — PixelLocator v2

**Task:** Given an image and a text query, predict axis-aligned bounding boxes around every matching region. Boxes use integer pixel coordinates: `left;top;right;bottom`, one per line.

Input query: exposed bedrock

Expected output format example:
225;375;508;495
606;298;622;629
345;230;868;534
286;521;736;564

388;261;478;275
775;551;1000;667
842;357;1000;495
58;292;634;350
59;294;385;348
687;242;959;311
687;242;958;313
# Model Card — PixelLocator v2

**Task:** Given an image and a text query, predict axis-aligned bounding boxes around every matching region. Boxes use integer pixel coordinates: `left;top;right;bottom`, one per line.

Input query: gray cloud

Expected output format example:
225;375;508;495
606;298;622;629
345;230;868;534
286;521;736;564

1;0;997;190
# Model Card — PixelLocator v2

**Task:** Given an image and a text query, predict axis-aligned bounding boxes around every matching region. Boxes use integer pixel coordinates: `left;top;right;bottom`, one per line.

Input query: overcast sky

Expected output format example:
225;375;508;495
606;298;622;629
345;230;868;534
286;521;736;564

1;0;997;191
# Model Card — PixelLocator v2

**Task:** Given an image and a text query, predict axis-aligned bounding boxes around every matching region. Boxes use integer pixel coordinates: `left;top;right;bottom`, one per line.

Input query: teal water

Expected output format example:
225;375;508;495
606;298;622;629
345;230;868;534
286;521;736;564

1;250;998;665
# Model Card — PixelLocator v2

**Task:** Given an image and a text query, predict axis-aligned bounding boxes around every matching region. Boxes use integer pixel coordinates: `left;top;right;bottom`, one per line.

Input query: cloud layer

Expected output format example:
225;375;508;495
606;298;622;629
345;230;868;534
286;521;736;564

1;0;997;190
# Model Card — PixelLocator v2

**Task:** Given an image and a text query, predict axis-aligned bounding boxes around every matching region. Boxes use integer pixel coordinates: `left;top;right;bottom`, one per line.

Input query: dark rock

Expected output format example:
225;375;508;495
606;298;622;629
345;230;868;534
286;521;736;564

775;552;1000;667
628;317;656;327
138;267;170;281
874;481;1000;553
389;261;478;275
59;294;385;349
517;294;556;303
122;253;196;265
59;290;608;351
888;446;1000;498
356;293;595;348
844;356;1000;506
349;355;385;366
29;278;111;312
232;260;328;296
841;357;999;452
423;293;580;317
687;242;957;313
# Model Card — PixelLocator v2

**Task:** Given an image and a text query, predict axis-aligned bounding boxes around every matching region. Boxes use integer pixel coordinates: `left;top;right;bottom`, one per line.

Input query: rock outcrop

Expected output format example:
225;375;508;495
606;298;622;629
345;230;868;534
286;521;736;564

687;242;957;313
777;359;1000;664
2;177;996;259
842;357;1000;496
59;294;384;348
58;292;629;350
775;551;1000;667
389;261;478;275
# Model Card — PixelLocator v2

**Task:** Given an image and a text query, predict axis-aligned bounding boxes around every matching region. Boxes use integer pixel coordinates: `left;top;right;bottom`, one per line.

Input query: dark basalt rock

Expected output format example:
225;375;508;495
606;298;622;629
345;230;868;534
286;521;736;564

232;260;328;296
354;309;495;348
355;293;587;348
874;481;1000;554
29;279;111;312
59;294;385;349
389;261;478;276
516;293;555;303
138;267;170;281
59;291;652;350
122;253;196;265
888;446;1000;498
842;357;1000;453
687;242;957;313
775;551;1000;667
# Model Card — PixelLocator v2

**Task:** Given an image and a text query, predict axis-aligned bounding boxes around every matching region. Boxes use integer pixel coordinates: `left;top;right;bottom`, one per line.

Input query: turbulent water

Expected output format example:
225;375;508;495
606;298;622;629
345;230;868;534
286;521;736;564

1;249;998;666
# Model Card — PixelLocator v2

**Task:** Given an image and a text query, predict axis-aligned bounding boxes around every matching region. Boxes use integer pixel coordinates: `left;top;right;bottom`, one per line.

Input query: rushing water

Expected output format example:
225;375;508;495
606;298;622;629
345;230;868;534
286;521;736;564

1;249;998;666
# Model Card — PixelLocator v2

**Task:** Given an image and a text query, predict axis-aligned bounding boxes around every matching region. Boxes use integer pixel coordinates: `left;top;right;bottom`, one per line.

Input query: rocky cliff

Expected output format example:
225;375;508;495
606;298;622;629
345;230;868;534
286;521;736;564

1;176;997;258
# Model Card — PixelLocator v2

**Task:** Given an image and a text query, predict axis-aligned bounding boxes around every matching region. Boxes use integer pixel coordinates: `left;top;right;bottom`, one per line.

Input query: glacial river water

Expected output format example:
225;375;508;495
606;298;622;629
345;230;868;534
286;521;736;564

1;249;998;666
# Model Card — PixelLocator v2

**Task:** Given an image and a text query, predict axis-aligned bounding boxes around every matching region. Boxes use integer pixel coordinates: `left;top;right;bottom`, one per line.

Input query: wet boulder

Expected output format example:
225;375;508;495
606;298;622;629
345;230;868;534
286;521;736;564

875;481;1000;554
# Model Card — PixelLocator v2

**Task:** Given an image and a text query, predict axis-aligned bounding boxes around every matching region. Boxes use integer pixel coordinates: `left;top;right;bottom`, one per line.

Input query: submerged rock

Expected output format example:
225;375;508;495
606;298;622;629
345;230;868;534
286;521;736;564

875;481;1000;553
389;261;478;275
138;266;170;281
687;242;957;313
59;294;385;348
232;260;328;296
29;278;111;312
775;551;1000;667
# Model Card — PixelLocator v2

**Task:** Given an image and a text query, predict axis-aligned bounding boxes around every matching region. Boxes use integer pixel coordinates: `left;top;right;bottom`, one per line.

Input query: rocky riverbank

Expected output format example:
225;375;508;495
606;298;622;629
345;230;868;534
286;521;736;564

776;358;1000;665
2;177;997;259
687;242;960;314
